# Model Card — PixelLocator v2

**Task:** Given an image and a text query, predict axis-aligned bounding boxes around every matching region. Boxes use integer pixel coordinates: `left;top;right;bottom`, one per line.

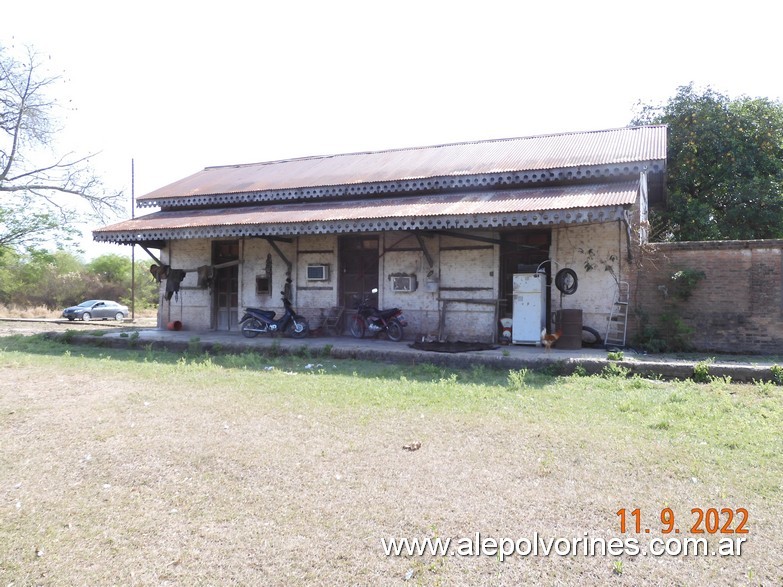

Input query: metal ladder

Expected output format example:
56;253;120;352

605;281;629;348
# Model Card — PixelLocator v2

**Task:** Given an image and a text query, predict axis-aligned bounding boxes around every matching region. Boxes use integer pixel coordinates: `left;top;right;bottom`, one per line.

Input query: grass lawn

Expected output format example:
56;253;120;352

0;335;781;586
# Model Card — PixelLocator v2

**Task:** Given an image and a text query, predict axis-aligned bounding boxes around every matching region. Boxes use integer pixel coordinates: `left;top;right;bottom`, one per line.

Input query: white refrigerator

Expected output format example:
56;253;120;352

512;272;546;345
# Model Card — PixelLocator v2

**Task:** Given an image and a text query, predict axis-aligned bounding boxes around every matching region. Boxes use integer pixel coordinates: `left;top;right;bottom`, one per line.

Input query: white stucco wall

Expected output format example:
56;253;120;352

549;221;626;335
158;239;211;330
435;234;498;341
154;223;623;341
295;235;337;321
241;237;298;317
377;233;439;339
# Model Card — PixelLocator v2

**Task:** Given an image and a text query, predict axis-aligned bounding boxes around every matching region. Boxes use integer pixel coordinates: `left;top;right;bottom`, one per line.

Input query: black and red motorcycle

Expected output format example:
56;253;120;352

349;288;407;342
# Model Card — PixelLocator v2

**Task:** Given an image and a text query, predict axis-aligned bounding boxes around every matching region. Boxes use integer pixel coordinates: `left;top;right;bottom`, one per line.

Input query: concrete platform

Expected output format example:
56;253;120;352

62;326;783;383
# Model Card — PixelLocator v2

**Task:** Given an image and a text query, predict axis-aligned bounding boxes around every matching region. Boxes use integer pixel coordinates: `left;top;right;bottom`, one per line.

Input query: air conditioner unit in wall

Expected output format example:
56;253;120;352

391;274;417;292
306;264;330;281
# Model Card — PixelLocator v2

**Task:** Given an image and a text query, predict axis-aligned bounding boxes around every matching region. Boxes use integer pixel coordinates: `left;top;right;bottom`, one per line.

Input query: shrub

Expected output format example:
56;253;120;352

671;268;706;301
601;363;630;378
507;368;528;390
572;365;588;377
692;359;714;383
770;364;783;385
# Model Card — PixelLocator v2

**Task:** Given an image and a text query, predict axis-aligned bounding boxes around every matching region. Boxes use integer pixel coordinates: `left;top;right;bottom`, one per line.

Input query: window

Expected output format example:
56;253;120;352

256;274;271;295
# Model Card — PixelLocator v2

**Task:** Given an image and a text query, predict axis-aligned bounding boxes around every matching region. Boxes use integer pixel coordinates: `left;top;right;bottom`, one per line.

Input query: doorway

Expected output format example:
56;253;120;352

499;229;551;327
339;235;379;310
212;240;239;331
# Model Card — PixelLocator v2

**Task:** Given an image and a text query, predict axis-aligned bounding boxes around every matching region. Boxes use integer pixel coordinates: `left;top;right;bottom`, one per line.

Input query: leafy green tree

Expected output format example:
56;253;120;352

88;254;131;284
0;248;89;308
0;44;122;254
633;84;783;241
131;259;162;309
0;200;65;250
0;248;159;312
86;254;132;304
0;247;21;304
88;254;160;309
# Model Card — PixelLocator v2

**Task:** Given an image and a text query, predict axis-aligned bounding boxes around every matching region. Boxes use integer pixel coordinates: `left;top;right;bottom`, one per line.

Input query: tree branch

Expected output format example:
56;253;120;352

0;44;123;249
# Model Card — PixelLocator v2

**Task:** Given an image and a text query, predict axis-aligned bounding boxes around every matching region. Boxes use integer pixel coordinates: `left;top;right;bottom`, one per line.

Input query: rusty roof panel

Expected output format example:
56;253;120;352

137;126;665;201
98;181;638;235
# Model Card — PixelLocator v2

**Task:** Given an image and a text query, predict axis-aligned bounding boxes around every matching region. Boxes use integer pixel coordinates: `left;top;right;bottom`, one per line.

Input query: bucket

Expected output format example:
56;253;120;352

167;320;183;331
555;309;582;349
499;317;513;343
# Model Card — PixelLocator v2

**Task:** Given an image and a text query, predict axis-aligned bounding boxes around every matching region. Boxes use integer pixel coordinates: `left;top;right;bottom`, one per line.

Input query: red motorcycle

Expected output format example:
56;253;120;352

349;288;407;342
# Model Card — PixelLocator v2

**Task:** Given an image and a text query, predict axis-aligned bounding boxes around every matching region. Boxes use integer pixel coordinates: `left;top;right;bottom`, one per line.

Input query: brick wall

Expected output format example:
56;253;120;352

632;240;783;354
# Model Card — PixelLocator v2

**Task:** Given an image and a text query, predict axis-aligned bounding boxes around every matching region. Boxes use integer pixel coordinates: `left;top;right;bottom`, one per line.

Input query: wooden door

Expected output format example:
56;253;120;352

212;241;239;331
499;230;551;325
339;236;379;310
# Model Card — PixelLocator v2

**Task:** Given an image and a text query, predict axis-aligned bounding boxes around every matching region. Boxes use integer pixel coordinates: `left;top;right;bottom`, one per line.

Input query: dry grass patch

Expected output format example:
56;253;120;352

0;340;781;585
0;304;62;319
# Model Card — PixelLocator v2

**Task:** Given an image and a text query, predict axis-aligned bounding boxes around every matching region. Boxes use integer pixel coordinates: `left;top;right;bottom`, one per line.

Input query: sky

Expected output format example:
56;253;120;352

5;0;783;259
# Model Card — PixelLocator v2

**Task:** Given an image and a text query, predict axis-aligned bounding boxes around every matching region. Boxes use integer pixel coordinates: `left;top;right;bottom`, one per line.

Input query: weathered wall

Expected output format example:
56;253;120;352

243;237;298;316
154;223;626;342
435;234;498;342
295;235;337;320
633;240;783;354
550;221;628;337
378;233;441;339
159;239;211;330
293;231;499;341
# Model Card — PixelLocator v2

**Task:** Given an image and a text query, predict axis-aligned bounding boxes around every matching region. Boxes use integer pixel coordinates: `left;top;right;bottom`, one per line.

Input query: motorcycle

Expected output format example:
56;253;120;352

240;293;309;339
349;288;407;342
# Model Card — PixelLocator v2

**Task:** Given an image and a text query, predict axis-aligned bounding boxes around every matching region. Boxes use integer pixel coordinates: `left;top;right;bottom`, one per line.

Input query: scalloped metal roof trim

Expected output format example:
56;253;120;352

138;163;661;209
137;125;666;207
94;206;626;244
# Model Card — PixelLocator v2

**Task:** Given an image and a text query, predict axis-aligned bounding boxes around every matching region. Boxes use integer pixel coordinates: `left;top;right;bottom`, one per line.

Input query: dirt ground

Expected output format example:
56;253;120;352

1;326;780;586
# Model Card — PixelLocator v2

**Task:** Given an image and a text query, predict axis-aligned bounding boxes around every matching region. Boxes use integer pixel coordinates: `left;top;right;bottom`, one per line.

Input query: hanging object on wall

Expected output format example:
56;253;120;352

149;264;170;283
424;269;439;293
165;269;187;301
196;265;213;289
555;268;578;295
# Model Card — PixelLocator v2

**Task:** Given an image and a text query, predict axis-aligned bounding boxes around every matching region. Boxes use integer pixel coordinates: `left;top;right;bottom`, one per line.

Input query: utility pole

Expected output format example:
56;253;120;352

131;159;135;323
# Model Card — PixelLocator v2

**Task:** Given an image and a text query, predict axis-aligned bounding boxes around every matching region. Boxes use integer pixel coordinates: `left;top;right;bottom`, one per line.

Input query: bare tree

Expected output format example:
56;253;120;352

0;44;123;251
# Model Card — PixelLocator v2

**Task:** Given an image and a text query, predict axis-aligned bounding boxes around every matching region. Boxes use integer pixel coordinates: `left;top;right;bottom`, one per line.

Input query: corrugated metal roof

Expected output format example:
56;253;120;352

98;181;638;236
137;125;665;202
